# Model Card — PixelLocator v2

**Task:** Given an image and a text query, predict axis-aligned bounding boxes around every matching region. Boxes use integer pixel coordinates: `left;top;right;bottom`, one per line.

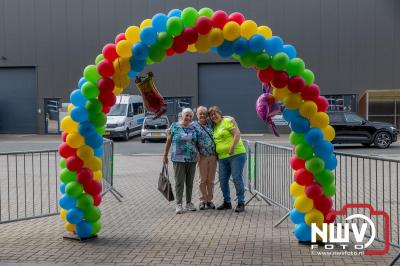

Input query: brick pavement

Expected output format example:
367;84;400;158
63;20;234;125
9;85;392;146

0;154;398;265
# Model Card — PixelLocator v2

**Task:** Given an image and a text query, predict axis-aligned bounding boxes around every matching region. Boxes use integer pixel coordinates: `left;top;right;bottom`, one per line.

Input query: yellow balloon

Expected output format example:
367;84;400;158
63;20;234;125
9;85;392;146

61;116;79;133
85;156;102;171
125;26;140;43
140;19;152;29
284;93;302;109
113;86;124;95
77;145;94;161
272;87;290;101
93;170;103;181
187;44;197;52
310;112;330;128
223;21;241;41
322;125;336;142
290;181;305;197
305;208;324;227
60;208;67;221
241;20;258;40
299;101;318;119
116;40;133;58
113;58;131;74
66;132;85;149
67;104;74;114
113;73;130;88
195;34;210;53
257;25;272;39
207;28;224;47
65;222;75;232
294;195;314;213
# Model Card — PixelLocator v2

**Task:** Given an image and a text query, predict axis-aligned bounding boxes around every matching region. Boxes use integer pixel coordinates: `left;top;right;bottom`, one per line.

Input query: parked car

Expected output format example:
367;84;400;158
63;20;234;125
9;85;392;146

141;116;169;143
327;111;398;148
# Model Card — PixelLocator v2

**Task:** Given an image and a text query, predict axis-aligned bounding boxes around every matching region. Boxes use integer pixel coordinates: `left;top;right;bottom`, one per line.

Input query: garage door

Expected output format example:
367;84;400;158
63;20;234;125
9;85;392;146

0;68;37;133
198;63;266;133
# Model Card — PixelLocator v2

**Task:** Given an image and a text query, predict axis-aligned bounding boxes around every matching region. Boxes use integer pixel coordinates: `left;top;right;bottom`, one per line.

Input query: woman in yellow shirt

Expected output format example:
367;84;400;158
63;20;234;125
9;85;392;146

208;106;246;213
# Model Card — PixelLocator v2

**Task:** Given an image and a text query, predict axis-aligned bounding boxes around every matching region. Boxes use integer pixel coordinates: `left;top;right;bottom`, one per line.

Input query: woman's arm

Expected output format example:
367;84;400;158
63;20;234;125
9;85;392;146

163;129;172;164
229;127;241;155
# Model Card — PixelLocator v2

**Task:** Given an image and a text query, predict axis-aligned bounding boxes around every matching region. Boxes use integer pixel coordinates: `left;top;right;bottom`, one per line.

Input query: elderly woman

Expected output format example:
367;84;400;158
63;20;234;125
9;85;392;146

208;106;246;213
163;108;198;214
192;106;217;210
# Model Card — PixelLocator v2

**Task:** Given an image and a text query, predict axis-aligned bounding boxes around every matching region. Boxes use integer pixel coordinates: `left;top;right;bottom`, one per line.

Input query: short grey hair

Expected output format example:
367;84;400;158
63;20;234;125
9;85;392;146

196;106;208;114
181;108;194;117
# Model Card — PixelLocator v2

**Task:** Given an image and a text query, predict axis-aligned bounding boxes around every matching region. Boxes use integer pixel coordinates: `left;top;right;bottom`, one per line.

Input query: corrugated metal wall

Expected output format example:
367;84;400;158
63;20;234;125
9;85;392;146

0;0;399;133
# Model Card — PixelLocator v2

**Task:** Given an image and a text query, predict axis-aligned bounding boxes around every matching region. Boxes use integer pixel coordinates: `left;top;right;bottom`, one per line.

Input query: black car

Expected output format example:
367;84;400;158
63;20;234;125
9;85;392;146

327;111;398;149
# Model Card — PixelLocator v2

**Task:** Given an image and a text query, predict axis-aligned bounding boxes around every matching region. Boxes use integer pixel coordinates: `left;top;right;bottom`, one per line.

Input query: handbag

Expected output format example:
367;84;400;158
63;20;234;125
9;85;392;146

158;164;175;201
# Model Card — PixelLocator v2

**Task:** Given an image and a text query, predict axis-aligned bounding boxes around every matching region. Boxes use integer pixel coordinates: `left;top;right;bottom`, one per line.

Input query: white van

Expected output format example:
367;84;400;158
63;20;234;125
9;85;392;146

105;95;145;141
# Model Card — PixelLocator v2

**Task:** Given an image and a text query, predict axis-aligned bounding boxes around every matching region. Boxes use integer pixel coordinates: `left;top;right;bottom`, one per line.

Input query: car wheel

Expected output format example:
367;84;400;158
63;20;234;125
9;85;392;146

124;129;129;141
141;138;145;143
374;131;392;149
362;143;371;147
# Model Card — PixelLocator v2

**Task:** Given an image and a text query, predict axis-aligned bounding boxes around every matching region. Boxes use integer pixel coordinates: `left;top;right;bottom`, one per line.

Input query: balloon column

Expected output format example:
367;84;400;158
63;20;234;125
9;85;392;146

59;7;337;241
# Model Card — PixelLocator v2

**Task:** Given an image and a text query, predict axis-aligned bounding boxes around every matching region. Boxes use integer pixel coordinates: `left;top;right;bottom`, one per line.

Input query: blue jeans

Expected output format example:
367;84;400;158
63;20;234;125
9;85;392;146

218;153;246;205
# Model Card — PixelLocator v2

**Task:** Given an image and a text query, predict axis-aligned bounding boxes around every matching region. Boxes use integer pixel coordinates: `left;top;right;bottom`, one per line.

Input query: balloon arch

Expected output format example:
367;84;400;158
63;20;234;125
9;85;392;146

58;7;337;241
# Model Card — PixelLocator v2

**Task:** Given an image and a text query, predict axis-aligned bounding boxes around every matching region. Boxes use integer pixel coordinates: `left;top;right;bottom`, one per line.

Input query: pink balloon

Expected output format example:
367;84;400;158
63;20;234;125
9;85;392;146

229;12;245;24
256;84;281;136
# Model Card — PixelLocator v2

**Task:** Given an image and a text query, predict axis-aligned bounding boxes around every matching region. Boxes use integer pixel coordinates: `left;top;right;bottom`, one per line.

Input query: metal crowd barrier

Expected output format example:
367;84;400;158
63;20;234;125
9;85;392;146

0;139;116;224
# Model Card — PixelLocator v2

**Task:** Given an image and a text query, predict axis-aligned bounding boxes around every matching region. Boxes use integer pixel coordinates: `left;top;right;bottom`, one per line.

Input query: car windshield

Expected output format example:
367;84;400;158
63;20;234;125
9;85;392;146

145;117;168;125
108;104;127;116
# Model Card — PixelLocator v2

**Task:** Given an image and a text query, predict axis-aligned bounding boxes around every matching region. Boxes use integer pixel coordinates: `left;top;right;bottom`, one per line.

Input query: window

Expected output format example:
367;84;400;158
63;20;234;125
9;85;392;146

345;113;364;123
328;113;345;123
145;117;168;126
108;104;127;116
132;102;144;115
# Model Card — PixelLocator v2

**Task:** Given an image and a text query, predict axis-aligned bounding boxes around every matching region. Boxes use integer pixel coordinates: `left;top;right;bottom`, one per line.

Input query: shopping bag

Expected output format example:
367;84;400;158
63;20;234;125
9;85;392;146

158;164;174;201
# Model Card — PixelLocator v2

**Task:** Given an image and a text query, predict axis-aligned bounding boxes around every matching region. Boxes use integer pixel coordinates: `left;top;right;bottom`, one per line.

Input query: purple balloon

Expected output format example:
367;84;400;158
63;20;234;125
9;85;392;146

256;86;281;137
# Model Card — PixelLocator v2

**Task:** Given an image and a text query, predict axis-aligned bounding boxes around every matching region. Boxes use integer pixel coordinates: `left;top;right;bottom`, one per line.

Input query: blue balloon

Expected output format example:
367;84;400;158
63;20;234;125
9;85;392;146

217;41;234;58
323;155;337;170
130;58;146;73
249;34;266;53
78;121;96;137
59;194;76;210
152;13;168;32
128;70;138;79
132;42;149;60
282;44;297;59
168;9;182;18
304;128;324;146
282;108;300;123
66;208;84;224
265;36;283;56
60;183;66;194
94;146;103;157
70;89;87;108
140;27;157;45
294;223;312;241
290;209;305;224
85;132;104;149
76;221;93;238
232;37;249;55
290;116;310;133
78;77;87;89
210;46;218;53
70;107;89;123
314;141;334;160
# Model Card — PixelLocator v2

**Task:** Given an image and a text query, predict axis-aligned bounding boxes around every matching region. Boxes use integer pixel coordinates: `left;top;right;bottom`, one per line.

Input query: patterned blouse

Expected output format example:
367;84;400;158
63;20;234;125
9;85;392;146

192;121;216;157
169;122;198;162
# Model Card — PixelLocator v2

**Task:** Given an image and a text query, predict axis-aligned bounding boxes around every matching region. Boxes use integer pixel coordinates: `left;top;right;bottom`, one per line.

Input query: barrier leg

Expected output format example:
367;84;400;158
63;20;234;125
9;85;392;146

102;184;123;202
274;211;291;228
389;252;400;266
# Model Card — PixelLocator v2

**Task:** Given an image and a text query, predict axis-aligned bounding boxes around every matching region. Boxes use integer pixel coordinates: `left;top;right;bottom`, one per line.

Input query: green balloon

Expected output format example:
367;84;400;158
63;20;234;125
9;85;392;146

145;57;155;65
76;194;94;210
198;7;214;18
301;69;315;85
65;181;83;197
255;53;271;70
316;169;334;187
89;112;107;127
84;206;101;223
59;158;66;169
323;183;336;197
289;132;305;146
295;143;314;161
271;52;289;71
166;17;183;36
287;58;305;77
181;7;199;27
157;32;173;49
96;126;105;135
305;157;325;175
240;52;257;68
91;220;102;235
60;169;77;184
83;65;101;83
149;45;166;62
85;99;103;114
95;54;104;65
81;82;100;99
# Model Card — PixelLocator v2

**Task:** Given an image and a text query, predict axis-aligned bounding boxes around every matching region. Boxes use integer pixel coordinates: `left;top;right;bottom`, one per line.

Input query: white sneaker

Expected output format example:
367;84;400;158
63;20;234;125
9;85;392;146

176;204;184;214
186;202;197;211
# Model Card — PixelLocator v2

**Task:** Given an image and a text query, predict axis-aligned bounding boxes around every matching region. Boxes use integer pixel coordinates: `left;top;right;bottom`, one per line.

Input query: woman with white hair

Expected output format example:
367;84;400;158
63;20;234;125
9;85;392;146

163;108;198;214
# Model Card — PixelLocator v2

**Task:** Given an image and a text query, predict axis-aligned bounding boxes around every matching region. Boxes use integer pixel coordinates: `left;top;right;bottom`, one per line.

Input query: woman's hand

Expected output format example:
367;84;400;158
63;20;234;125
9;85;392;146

229;145;235;155
163;154;169;164
196;153;200;162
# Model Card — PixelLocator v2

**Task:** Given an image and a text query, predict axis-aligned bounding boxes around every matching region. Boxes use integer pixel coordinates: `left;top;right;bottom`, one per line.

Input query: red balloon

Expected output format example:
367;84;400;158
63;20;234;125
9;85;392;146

172;36;188;54
301;84;320;101
93;194;102;206
84;179;103;196
288;76;305;93
211;10;229;29
66;156;84;172
166;48;175;56
305;182;323;199
114;33;126;43
290;156;306;170
315;96;329;112
195;16;212;35
58;143;76;158
182;27;198;44
271;71;289;88
102;43;119;62
99;91;116;107
324;210;336;223
96;60;115;77
229;12;245;24
314;195;333;214
257;67;275;83
98;77;114;93
294;168;314;186
62;132;68;142
77;168;93;186
102;105;111;114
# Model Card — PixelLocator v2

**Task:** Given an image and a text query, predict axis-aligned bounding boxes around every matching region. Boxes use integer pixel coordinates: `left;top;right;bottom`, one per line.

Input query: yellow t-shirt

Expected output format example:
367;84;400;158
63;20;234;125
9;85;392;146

213;118;246;160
